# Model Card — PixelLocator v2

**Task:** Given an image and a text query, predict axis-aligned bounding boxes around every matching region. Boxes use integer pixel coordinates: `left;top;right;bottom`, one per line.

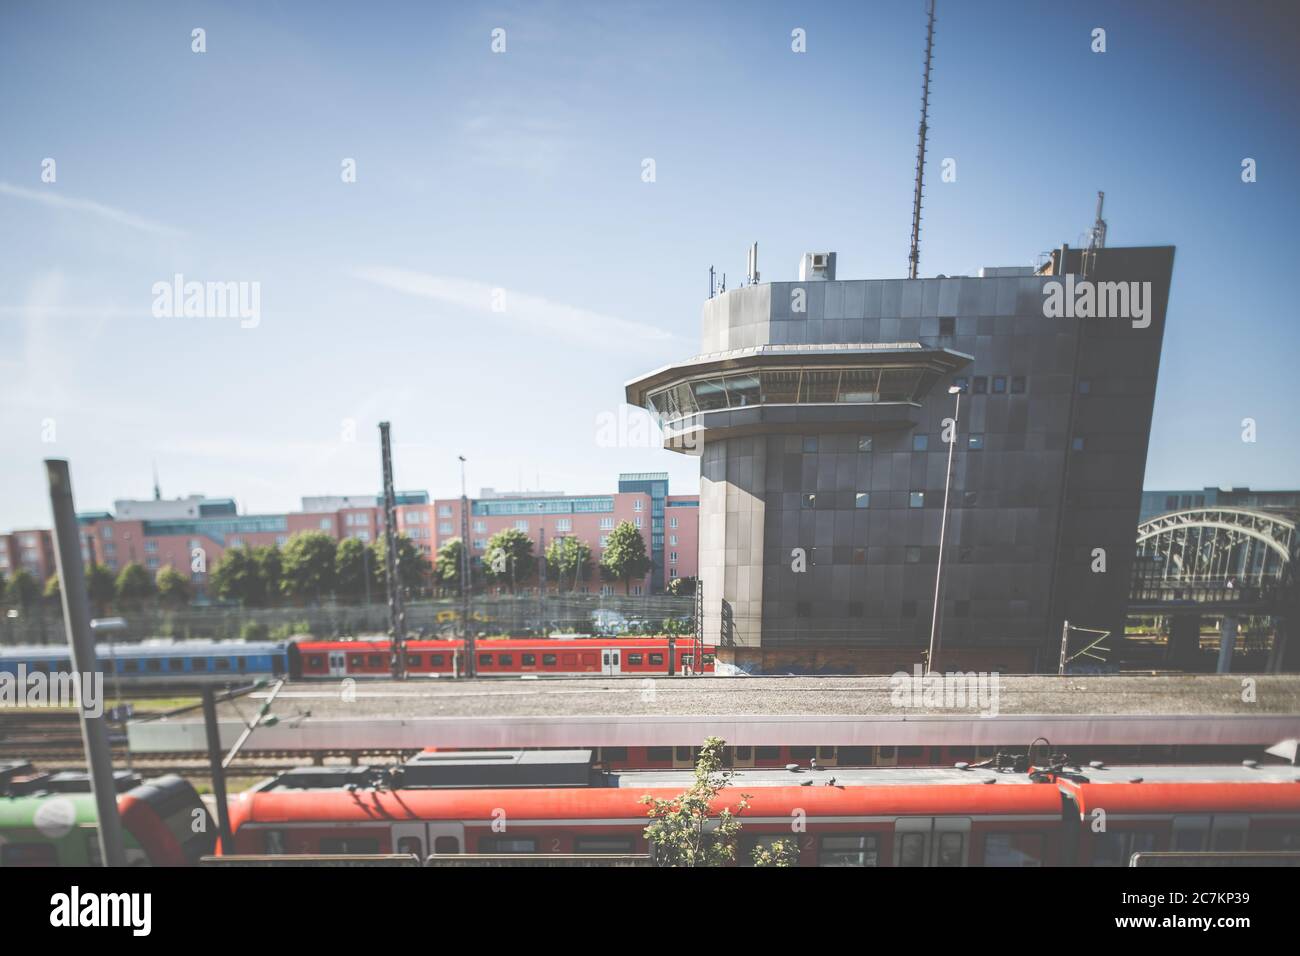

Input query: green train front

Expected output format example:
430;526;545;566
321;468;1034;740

0;762;215;866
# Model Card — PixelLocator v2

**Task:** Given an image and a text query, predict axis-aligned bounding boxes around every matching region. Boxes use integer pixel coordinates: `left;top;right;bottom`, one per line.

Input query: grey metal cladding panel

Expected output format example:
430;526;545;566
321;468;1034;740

824;281;845;319
921;279;941;316
843;282;866;318
900;281;924;317
937;279;960;316
770;282;793;319
978;280;999;316
880;280;902;317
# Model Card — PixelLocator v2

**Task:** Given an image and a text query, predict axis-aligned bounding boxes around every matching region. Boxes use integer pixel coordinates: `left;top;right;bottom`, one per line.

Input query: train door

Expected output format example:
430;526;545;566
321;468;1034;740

733;746;755;768
893;817;970;866
391;822;427;859
391;822;465;860
328;652;346;677
602;648;622;675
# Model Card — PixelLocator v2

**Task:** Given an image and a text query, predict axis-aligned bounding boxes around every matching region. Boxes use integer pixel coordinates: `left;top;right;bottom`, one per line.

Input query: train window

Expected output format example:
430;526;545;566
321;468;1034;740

983;833;1044;867
755;747;781;761
627;653;643;665
648;654;664;665
214;659;230;671
498;655;512;666
817;747;836;759
647;747;673;762
146;659;162;673
319;838;380;854
575;837;634;854
522;654;535;665
272;655;286;675
433;836;460;854
735;746;753;761
674;746;692;762
396;837;423;856
819;835;879;867
935;832;965;867
562;653;577;666
542;654;557;665
191;658;208;671
367;655;383;668
1249;828;1300;851
1;843;60;866
790;746;816;761
703;654;715;664
169;658;185;671
479;836;536;853
308;656;324;669
431;655;444;666
601;747;628;762
479;654;493;666
898;747;923;759
349;655;364;668
407;654;422;667
123;660;139;673
838;747;872;765
1212;828;1246;852
237;657;248;672
897;833;927;867
1171;816;1211;853
1092;830;1158;866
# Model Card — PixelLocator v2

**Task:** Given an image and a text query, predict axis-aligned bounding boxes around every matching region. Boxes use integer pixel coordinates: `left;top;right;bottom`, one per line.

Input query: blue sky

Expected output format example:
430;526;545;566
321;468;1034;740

1;0;1297;528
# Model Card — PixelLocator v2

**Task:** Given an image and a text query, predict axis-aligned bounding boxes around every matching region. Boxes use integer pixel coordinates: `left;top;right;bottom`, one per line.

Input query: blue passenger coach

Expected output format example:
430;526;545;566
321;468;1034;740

0;640;291;687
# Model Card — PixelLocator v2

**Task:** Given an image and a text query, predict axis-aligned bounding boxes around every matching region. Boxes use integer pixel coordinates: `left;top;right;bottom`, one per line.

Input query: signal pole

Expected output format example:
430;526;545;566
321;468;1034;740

459;455;476;678
46;459;127;866
379;422;407;679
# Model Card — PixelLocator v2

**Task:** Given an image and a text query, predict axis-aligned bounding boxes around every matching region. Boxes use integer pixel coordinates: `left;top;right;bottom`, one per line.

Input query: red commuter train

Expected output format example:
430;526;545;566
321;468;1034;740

223;752;1300;866
291;637;715;679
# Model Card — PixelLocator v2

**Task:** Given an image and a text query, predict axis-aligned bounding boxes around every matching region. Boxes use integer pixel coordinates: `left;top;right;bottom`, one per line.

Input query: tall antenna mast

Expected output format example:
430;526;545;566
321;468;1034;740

908;0;937;280
1089;190;1107;250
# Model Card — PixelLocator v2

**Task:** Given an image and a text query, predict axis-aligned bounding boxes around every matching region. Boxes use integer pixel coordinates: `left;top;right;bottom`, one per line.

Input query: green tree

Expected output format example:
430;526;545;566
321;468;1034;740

600;521;652;594
254;546;284;604
545;536;592;591
750;839;801;867
335;538;377;602
374;533;430;594
86;564;116;615
434;538;466;592
114;562;156;605
640;736;750;867
155;565;192;608
482;528;535;592
280;531;337;602
44;573;61;602
5;569;40;608
211;545;267;606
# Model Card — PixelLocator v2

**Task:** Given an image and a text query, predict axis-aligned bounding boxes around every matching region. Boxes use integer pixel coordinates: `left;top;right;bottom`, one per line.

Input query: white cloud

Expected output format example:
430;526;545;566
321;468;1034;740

0;181;187;238
352;266;673;347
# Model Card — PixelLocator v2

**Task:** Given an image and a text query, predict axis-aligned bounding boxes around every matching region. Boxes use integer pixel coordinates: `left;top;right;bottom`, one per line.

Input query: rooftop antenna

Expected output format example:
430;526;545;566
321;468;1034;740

1088;191;1107;250
908;0;937;280
152;460;161;501
746;242;760;285
709;265;716;299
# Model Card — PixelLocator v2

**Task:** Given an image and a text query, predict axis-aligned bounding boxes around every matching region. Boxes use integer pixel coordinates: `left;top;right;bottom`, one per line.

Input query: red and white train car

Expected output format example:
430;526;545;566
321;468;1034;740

292;638;714;679
222;756;1300;866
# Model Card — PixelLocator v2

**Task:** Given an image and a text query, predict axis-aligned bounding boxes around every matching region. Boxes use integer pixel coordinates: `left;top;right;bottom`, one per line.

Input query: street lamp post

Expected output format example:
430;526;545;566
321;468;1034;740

926;384;965;675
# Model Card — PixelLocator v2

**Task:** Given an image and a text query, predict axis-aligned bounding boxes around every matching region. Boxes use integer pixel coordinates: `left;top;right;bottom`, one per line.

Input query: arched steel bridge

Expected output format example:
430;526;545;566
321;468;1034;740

1134;507;1296;591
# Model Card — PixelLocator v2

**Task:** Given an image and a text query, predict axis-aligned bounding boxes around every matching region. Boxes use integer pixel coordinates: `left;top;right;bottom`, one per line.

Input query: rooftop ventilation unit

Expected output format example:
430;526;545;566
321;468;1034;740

799;252;836;281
